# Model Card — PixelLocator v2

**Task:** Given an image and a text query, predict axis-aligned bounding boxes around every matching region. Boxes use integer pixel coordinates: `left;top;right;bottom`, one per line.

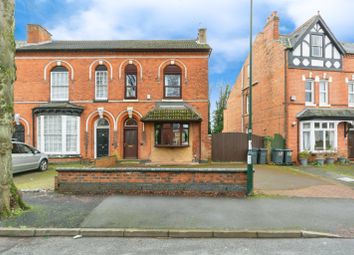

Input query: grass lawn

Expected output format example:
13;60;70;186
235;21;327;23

296;163;354;178
13;163;84;190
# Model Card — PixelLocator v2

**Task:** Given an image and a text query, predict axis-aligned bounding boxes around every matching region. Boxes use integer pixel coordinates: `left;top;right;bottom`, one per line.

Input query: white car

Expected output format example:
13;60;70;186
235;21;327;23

11;141;49;174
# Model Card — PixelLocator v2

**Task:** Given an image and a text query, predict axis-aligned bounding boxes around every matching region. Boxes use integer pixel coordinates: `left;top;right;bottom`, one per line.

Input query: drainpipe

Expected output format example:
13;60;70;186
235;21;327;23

284;50;288;148
199;122;202;162
32;111;35;146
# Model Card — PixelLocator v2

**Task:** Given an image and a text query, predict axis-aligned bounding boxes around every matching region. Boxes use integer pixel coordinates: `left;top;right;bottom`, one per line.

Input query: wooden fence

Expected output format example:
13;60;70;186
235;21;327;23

212;132;264;162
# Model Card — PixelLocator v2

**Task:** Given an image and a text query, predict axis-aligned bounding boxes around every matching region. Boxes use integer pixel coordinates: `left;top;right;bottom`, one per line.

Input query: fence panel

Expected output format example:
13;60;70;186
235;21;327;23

212;132;264;162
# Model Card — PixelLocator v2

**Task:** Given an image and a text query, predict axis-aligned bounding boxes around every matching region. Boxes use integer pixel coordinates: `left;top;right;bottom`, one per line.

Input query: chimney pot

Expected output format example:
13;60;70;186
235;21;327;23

264;11;280;40
197;28;207;44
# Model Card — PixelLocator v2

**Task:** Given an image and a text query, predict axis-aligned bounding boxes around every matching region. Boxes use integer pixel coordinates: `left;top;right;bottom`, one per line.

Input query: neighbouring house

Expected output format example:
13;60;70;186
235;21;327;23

224;11;354;161
14;24;211;163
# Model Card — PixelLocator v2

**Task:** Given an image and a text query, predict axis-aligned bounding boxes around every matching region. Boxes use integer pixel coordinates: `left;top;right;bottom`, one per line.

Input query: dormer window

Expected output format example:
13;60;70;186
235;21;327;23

311;35;323;57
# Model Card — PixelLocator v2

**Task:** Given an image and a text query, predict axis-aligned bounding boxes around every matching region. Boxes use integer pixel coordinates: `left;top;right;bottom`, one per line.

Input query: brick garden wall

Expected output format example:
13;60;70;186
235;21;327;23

55;168;247;197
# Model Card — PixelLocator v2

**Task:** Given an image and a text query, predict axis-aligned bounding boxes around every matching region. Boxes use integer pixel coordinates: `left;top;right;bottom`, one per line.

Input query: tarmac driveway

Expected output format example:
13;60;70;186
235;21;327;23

254;165;354;199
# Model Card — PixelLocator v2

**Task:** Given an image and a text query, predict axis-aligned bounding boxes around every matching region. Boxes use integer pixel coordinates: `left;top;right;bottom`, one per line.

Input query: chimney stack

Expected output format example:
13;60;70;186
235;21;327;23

264;11;280;40
27;24;52;44
197;28;207;44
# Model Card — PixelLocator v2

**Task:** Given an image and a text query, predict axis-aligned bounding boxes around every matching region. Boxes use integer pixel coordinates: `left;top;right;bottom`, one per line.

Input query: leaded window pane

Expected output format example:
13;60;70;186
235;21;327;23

303;131;311;151
155;123;189;146
315;130;324;150
326;130;335;150
66;116;78;152
44;115;62;153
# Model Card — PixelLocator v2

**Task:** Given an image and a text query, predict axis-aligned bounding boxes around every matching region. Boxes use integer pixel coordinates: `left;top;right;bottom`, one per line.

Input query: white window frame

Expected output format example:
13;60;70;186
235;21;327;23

95;70;108;100
305;79;315;106
311;34;323;58
50;71;69;101
245;94;249;115
319;80;329;106
300;120;337;153
37;115;80;155
348;82;354;107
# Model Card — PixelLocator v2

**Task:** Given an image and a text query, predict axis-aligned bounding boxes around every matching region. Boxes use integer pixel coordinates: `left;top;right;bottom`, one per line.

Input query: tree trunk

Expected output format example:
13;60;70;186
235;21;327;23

0;0;27;217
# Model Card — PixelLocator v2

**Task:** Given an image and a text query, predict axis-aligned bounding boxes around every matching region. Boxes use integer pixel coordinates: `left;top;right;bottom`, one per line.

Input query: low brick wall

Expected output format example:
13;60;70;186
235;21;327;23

55;167;247;197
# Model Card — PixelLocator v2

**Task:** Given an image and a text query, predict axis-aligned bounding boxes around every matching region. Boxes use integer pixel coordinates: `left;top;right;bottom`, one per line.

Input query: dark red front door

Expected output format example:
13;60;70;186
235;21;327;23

348;131;354;158
124;128;138;159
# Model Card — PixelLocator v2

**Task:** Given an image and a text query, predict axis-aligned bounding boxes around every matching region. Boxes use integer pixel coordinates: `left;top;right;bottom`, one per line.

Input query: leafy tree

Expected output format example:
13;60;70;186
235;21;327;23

0;0;27;217
212;84;230;134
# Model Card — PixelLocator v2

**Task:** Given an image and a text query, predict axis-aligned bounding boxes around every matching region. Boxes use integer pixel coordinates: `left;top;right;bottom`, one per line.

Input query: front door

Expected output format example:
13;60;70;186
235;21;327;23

96;128;109;158
348;130;354;158
124;128;138;159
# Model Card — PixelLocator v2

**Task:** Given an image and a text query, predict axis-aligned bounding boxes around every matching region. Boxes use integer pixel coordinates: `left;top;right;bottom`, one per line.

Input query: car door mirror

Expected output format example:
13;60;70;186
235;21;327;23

33;149;40;154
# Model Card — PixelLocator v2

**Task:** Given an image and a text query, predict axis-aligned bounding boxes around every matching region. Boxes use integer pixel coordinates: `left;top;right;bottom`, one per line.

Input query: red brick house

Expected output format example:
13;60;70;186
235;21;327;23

14;24;211;163
224;12;354;161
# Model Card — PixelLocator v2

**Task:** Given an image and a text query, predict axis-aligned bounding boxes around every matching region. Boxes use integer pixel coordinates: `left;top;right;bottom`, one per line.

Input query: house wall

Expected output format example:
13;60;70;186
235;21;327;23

14;50;210;162
224;12;286;138
224;12;354;162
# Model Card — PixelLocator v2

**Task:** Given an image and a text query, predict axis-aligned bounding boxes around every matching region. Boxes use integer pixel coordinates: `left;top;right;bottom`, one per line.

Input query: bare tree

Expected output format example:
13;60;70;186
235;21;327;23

0;0;27;217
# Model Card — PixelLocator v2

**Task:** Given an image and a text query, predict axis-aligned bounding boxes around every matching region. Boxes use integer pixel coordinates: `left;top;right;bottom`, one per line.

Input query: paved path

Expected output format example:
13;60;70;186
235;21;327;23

81;195;354;237
1;237;354;255
254;165;354;199
2;192;354;236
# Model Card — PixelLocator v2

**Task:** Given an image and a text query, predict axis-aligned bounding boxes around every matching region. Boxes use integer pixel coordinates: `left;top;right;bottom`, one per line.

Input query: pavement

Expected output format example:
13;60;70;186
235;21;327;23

1;237;354;255
1;192;354;237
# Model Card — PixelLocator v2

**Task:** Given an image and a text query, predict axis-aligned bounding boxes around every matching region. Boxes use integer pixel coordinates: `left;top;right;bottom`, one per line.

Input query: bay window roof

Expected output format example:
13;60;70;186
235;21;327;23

33;103;84;116
142;103;201;122
297;108;354;121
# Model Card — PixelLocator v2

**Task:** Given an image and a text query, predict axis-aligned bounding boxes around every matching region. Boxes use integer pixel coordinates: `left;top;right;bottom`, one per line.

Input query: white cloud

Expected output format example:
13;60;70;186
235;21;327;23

265;0;354;41
46;0;254;75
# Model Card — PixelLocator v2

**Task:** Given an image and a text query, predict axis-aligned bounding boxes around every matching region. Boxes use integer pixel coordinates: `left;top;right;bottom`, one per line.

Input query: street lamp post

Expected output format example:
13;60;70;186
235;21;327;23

247;0;254;195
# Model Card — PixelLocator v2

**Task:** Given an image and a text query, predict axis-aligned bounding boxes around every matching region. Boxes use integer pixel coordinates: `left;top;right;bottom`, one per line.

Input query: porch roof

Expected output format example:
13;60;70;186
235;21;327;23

297;108;354;121
141;103;202;122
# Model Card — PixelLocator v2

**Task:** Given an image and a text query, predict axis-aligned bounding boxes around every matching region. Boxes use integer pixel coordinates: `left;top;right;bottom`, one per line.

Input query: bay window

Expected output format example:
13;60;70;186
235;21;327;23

37;115;80;154
301;121;336;152
51;66;69;101
95;65;108;100
349;82;354;106
155;123;189;147
319;80;329;105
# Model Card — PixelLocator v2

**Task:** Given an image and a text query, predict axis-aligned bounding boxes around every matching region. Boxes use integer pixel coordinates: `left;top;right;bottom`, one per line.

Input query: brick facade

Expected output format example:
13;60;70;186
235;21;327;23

14;25;211;163
224;12;354;161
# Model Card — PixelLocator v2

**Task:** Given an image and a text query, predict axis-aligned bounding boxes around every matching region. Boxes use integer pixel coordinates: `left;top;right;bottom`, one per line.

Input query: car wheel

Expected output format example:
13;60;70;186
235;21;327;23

39;160;48;171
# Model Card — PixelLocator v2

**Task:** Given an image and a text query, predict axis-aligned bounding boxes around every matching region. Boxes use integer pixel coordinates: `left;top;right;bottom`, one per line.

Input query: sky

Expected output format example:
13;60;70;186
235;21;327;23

14;0;354;115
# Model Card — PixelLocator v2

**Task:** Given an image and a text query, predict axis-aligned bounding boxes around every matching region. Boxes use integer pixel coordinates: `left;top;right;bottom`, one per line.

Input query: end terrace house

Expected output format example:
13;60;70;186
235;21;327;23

14;24;211;163
224;12;354;161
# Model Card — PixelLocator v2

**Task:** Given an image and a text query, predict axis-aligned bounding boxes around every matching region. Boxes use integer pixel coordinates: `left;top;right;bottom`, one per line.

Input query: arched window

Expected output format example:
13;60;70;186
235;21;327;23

13;123;25;142
164;65;181;98
125;118;138;127
51;66;69;101
95;65;108;100
125;64;137;99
